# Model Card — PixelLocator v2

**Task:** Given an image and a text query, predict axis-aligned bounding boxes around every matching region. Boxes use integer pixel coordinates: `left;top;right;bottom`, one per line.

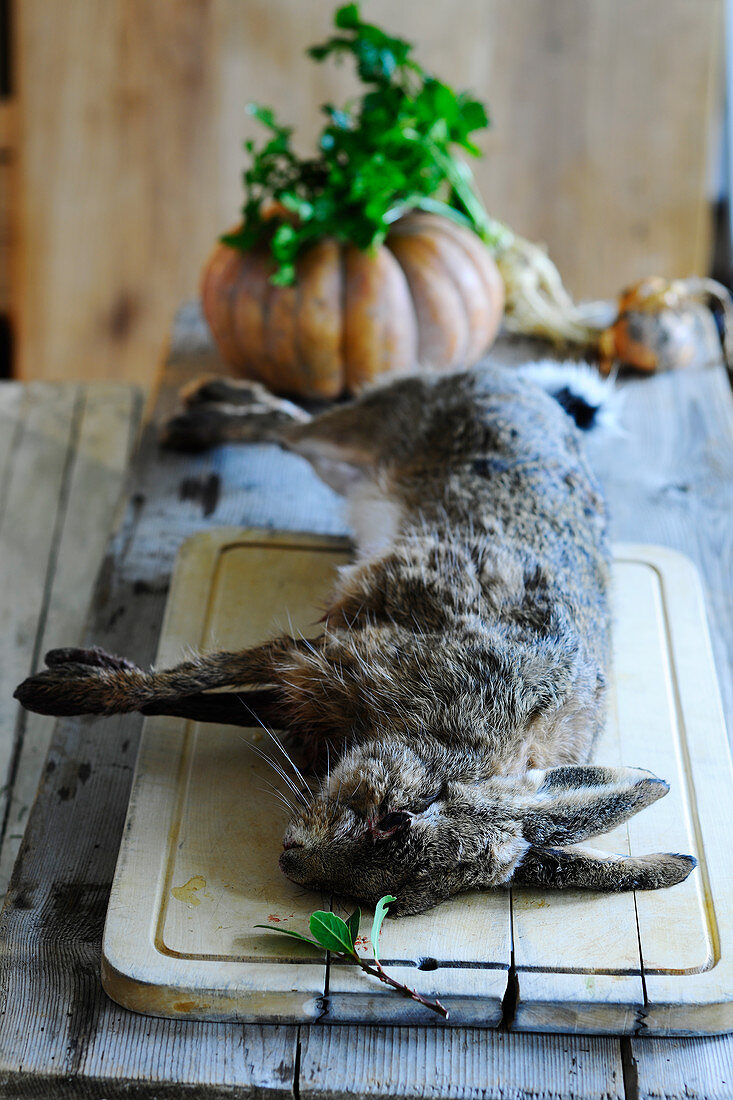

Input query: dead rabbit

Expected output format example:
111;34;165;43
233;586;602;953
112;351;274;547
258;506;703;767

15;363;696;915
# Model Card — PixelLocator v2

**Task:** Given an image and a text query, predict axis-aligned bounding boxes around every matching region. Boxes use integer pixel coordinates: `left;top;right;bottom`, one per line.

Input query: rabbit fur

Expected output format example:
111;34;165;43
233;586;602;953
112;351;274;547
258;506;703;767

15;363;695;915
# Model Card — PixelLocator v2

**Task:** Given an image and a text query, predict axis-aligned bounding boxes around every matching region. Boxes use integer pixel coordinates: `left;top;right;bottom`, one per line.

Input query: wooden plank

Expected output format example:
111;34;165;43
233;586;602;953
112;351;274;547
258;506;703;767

585;367;733;734
298;1026;626;1100
0;383;80;855
323;962;508;1029
0;384;140;896
77;1024;297;1100
481;0;721;298
631;1035;733;1100
0;383;25;509
14;0;196;387
14;0;721;386
0;103;15;151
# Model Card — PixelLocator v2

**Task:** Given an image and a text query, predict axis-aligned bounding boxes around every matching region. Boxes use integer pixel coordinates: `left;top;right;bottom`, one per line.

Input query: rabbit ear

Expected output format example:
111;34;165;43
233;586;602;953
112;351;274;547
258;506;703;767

512;843;696;892
521;765;669;846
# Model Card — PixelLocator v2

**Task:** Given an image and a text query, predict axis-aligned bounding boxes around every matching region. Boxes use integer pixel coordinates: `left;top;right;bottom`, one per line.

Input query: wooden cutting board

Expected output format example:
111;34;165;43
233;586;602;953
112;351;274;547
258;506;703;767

101;529;733;1034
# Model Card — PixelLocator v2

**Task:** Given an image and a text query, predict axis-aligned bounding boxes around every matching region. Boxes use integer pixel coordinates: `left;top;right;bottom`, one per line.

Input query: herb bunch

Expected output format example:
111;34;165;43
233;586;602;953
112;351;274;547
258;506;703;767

256;894;448;1018
223;2;500;285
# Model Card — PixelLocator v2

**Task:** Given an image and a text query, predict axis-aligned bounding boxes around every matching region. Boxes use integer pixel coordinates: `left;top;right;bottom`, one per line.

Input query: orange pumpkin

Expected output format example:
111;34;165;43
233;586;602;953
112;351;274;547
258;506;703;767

201;212;505;399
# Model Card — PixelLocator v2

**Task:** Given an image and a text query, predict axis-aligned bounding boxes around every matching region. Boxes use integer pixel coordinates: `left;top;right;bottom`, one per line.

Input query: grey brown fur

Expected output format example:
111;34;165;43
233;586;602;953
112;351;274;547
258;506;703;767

15;367;696;915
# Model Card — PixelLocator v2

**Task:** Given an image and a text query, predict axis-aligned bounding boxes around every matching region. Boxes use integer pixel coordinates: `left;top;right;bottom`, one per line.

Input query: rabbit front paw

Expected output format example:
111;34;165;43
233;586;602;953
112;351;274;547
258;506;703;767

180;376;272;408
160;406;236;451
161;377;310;451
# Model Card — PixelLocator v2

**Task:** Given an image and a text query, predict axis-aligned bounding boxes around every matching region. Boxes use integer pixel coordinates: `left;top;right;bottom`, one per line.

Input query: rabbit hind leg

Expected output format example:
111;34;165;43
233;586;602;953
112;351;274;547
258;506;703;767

14;637;313;719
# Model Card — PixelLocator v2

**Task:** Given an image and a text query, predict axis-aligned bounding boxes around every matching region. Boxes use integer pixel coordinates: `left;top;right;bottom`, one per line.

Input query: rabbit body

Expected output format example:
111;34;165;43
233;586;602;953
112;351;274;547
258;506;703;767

277;367;610;775
14;365;695;915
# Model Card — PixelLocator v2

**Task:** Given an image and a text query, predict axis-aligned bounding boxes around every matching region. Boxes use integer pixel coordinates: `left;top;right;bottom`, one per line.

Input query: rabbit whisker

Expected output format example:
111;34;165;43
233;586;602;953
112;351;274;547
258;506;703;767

266;727;308;790
244;738;310;807
257;784;295;816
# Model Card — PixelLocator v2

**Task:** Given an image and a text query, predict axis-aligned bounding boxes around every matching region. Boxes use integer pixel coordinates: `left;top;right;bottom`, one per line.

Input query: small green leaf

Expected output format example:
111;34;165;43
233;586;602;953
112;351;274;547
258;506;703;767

269;264;296;286
253;925;324;950
335;3;360;30
280;193;313;220
346;907;361;948
309;911;358;955
273;223;297;246
370;895;396;962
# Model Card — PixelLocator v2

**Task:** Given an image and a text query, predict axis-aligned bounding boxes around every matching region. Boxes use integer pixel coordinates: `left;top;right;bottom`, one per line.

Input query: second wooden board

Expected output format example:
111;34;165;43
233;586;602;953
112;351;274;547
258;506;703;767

101;530;732;1033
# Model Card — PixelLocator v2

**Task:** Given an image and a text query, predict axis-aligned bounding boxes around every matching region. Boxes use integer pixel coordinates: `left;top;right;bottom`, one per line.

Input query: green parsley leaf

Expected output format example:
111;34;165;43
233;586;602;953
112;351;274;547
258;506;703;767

223;3;493;282
334;3;360;30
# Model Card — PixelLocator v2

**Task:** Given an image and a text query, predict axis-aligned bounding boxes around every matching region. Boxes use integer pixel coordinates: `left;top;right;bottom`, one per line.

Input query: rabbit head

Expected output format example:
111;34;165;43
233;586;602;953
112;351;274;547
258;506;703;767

279;743;696;915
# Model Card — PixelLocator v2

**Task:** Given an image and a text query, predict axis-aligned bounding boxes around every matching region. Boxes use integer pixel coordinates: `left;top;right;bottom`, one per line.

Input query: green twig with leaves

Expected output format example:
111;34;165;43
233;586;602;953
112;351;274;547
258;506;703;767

255;895;449;1019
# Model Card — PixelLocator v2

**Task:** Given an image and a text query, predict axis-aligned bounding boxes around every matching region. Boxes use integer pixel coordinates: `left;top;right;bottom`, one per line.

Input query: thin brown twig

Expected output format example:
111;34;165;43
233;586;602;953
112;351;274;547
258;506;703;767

348;954;449;1019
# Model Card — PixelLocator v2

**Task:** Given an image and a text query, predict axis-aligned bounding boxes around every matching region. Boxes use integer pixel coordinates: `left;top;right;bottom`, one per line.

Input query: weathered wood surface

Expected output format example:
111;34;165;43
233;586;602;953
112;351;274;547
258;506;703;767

298;1027;627;1100
0;303;730;1098
630;1035;733;1100
0;383;141;897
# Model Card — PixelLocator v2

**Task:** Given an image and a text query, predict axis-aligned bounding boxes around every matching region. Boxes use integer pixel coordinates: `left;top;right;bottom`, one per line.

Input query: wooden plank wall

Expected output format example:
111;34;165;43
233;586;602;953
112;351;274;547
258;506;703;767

12;0;722;386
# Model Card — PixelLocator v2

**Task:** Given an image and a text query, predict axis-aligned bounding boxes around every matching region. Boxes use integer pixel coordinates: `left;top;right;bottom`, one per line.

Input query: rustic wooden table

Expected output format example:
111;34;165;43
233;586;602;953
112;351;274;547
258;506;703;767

0;304;731;1099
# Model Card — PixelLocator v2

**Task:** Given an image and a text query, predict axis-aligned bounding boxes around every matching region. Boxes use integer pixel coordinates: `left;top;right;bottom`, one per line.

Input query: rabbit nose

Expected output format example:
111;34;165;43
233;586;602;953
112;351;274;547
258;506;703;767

282;838;303;850
279;846;309;885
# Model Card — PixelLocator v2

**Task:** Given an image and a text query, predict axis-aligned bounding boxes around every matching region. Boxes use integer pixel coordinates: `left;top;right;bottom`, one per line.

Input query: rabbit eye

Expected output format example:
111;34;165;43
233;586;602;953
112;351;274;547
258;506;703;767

373;810;411;838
